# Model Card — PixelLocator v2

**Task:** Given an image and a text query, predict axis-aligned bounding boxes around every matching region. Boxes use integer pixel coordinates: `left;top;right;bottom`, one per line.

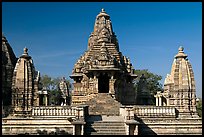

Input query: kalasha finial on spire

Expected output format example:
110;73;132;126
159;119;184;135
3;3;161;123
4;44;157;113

20;47;31;59
24;47;28;55
178;46;184;52
175;46;187;59
97;8;109;18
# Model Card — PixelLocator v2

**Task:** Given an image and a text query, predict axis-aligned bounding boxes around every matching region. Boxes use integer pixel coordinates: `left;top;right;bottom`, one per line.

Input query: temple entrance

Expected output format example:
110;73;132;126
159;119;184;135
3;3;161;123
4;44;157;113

98;73;110;93
39;94;44;106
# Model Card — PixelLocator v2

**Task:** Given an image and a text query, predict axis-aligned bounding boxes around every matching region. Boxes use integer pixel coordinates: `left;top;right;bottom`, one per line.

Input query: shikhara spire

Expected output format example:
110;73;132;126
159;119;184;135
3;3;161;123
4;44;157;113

88;8;117;49
70;9;137;105
11;47;40;116
155;46;198;118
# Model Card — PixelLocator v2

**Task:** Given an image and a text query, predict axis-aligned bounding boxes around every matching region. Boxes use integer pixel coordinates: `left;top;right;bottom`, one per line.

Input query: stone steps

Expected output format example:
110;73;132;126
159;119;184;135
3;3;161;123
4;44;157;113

88;132;126;135
85;93;121;116
85;116;126;135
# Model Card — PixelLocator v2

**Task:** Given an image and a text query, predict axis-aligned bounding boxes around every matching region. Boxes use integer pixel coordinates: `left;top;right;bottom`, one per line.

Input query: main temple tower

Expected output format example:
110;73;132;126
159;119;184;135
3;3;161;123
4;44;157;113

70;9;137;105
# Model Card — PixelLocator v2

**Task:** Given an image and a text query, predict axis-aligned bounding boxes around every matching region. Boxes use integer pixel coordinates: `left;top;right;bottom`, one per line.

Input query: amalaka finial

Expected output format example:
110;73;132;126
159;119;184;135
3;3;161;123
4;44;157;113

97;8;109;18
101;8;105;12
24;47;28;55
175;46;187;59
20;47;31;58
178;46;184;52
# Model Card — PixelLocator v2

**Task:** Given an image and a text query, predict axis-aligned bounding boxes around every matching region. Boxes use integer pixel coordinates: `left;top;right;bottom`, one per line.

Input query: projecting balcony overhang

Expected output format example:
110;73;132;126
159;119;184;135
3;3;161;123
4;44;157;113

69;73;83;79
130;74;138;79
88;67;120;71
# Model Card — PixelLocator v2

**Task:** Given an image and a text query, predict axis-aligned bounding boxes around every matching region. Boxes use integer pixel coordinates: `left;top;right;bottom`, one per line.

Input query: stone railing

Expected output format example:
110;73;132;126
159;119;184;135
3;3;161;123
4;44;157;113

134;105;176;118
32;105;88;119
120;105;176;120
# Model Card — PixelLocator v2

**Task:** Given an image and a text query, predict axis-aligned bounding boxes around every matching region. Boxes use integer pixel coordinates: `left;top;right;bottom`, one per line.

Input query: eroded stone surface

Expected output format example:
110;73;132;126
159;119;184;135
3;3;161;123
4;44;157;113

2;34;17;116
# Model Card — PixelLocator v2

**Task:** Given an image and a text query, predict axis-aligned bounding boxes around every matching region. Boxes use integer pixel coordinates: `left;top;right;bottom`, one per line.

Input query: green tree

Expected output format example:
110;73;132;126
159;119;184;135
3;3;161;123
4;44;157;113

196;98;202;117
40;74;71;105
40;74;56;90
134;69;163;104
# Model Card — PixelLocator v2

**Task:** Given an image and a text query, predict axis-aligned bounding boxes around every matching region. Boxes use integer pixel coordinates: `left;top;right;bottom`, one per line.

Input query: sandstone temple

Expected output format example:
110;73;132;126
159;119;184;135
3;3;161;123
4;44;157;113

70;8;137;106
2;9;202;135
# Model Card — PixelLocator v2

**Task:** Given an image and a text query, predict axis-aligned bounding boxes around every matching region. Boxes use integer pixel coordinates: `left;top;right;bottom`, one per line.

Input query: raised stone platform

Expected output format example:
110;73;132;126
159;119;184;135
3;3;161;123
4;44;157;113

2;105;88;135
2;117;74;135
120;105;202;135
137;117;202;135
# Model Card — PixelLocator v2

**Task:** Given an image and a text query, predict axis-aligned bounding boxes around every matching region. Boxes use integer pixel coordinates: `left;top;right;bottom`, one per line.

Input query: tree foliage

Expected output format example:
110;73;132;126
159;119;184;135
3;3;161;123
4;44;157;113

40;74;71;105
40;75;56;90
196;98;202;117
134;69;163;104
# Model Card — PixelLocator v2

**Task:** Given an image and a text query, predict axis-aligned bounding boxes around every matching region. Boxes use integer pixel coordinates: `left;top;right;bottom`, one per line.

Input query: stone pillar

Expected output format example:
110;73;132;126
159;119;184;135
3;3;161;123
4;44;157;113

159;96;162;106
45;95;48;106
166;98;169;106
109;78;116;95
95;78;98;93
36;96;40;106
125;120;139;135
81;125;84;135
72;121;86;135
73;125;75;135
155;97;158;106
64;97;66;105
94;72;99;93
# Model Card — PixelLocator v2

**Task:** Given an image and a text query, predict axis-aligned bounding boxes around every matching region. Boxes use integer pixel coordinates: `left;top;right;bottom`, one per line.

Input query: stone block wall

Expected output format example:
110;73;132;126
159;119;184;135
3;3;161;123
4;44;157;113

137;118;202;135
2;118;74;135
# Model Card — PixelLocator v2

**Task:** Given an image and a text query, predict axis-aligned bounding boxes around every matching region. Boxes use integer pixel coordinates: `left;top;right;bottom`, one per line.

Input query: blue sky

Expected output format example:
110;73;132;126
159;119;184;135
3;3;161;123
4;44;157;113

2;2;202;98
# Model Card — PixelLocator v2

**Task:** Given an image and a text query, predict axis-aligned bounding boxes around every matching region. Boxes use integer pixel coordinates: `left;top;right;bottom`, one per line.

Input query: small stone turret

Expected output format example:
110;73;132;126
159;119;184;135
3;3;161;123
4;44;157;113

155;46;198;118
11;47;41;116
